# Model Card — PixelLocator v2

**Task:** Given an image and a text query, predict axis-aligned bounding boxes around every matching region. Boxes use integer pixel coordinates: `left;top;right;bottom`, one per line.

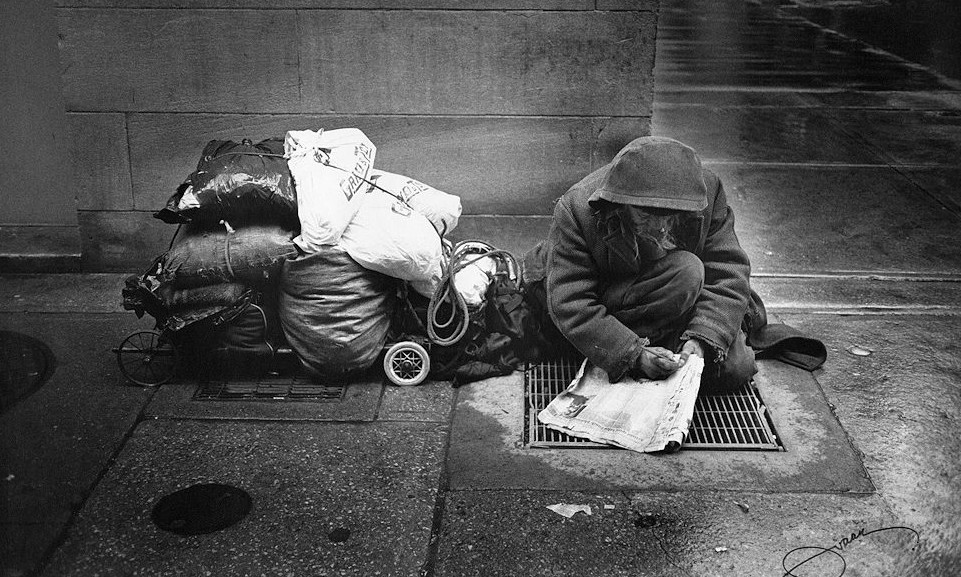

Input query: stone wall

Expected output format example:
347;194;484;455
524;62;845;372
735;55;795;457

0;0;79;272
57;0;659;270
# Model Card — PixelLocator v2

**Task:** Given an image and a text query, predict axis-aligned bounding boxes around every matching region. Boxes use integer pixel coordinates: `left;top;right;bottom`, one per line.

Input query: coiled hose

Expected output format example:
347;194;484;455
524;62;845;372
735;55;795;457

426;240;518;347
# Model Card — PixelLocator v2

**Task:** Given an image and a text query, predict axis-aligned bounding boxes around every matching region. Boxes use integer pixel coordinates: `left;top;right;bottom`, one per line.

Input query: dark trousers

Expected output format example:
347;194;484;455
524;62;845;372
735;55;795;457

530;251;756;392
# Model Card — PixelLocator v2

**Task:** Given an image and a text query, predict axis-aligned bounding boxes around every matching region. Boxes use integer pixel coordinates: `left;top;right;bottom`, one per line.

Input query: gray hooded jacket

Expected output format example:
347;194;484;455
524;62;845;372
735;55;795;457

524;139;754;381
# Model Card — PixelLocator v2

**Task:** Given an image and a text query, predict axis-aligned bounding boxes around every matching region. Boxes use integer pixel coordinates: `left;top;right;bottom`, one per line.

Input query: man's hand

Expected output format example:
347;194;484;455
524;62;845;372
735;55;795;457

632;346;682;380
679;338;706;365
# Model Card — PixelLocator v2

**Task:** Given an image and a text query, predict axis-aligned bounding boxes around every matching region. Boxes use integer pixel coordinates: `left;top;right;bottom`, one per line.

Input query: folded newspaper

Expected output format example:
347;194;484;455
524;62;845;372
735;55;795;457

537;356;704;453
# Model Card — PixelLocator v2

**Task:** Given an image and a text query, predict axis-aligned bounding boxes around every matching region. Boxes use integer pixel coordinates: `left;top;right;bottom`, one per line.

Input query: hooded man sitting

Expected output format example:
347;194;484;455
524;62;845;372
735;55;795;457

523;136;764;391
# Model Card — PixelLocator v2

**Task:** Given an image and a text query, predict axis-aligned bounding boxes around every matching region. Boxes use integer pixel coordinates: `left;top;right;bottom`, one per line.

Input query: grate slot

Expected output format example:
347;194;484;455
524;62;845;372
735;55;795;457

525;357;783;451
193;375;346;402
704;396;730;444
740;391;765;444
722;395;746;443
728;394;752;444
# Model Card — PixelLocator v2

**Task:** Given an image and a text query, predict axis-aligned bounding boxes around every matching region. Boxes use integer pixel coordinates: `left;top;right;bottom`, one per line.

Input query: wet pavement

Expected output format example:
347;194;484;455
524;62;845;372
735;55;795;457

780;0;961;83
655;0;958;92
3;0;961;575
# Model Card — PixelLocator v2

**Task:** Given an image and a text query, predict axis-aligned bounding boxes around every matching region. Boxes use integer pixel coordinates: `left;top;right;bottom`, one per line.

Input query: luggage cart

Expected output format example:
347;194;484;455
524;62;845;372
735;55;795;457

114;236;436;389
114;329;431;388
113;284;268;387
115;270;431;388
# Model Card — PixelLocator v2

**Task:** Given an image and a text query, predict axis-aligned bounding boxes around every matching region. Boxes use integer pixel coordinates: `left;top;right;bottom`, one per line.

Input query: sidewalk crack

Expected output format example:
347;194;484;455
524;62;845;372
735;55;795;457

651;524;696;577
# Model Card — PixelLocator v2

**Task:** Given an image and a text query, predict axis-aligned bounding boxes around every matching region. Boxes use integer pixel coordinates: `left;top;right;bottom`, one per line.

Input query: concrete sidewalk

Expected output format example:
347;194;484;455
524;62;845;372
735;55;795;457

2;1;960;576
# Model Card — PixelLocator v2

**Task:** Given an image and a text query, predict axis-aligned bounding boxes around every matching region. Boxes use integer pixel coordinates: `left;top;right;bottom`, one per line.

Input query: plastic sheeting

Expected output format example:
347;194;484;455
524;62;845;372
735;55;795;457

278;246;397;377
155;138;296;226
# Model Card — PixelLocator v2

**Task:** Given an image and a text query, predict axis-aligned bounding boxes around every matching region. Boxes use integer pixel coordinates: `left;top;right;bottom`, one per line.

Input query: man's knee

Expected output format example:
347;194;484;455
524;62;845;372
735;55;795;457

701;331;757;393
654;250;704;314
604;250;704;325
660;250;704;312
723;343;757;386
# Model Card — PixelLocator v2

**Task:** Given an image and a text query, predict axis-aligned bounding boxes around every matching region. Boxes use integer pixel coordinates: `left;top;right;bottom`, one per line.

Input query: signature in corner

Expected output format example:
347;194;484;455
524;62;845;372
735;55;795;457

781;525;920;577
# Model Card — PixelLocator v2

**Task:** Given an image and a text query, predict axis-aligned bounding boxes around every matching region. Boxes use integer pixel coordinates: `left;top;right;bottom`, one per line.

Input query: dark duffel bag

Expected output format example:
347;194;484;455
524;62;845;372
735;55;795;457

158;223;298;288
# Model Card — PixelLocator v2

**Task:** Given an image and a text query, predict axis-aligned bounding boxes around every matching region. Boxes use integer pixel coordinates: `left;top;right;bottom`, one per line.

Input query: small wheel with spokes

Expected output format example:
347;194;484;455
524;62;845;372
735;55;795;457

115;330;178;387
383;341;430;386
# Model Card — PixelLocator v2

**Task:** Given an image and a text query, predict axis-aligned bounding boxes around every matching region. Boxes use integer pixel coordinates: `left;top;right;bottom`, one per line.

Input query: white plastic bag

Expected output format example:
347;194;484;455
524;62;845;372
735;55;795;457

453;255;497;307
338;188;444;297
285;128;375;252
368;170;462;236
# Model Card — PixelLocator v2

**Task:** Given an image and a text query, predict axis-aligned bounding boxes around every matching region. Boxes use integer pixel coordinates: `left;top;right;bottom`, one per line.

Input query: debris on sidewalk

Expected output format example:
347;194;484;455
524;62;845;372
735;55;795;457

546;503;593;518
846;344;873;357
733;501;750;513
714;546;729;553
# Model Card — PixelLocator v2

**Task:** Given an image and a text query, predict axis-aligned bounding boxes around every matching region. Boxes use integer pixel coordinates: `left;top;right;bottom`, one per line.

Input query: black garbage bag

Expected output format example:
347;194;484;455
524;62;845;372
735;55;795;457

408;247;551;386
278;246;399;379
158;223;298;288
122;267;255;334
216;302;275;355
203;292;290;379
155;138;297;227
428;273;544;386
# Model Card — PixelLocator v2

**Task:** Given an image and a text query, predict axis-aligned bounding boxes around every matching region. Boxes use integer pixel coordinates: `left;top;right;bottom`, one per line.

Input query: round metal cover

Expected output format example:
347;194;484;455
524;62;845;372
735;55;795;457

151;483;252;536
0;331;55;413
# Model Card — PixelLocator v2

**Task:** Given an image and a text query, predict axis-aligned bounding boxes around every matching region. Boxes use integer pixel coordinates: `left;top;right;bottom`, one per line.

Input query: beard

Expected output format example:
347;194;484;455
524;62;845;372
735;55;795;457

597;203;680;262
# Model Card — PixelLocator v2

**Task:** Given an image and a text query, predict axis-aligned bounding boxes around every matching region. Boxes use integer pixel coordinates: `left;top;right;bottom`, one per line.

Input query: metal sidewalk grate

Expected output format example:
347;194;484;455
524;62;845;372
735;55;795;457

193;375;346;402
525;357;783;451
687;387;781;449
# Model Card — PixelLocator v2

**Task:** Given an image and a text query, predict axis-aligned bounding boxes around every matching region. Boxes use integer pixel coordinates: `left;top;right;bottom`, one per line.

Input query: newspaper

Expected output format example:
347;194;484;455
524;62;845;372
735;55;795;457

537;355;704;453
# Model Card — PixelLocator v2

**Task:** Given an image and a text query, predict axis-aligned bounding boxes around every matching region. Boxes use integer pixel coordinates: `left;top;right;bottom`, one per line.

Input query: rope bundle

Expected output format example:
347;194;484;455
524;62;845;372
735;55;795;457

426;240;518;347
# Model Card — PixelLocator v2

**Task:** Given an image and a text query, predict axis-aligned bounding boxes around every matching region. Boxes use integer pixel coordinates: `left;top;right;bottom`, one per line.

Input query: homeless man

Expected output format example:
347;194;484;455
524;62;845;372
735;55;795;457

523;136;764;392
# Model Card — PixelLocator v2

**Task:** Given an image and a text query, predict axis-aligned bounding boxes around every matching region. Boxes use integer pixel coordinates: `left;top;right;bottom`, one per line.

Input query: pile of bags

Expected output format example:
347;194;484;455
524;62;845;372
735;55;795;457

124;128;465;379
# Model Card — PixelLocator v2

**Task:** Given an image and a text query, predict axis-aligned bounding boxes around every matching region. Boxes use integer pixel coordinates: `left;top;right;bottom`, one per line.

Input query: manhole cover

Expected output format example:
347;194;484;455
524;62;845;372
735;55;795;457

193;374;346;402
525;357;783;451
151;483;252;535
0;330;56;413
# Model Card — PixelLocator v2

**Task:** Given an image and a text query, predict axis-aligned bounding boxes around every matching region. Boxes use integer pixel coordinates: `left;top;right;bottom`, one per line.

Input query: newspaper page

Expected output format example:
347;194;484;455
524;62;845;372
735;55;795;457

537;356;704;453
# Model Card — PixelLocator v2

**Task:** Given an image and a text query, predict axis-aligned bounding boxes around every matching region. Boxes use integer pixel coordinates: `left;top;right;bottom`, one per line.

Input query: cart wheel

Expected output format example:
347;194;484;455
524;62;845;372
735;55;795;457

383;341;430;386
115;330;178;387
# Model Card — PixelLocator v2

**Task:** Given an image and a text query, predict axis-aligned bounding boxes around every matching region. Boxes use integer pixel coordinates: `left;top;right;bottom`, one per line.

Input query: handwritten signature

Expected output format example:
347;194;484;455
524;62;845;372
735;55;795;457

781;526;920;577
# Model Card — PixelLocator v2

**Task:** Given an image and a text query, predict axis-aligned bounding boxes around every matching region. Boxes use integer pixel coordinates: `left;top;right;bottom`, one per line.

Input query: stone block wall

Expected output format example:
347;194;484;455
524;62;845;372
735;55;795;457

57;0;659;270
0;0;79;272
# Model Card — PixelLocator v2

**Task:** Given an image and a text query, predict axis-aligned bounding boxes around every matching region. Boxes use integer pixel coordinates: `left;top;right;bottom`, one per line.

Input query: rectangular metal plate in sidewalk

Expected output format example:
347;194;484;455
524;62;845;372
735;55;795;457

525;357;783;451
193;375;346;402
